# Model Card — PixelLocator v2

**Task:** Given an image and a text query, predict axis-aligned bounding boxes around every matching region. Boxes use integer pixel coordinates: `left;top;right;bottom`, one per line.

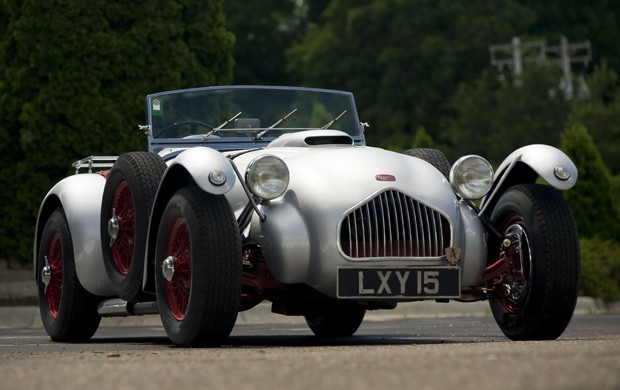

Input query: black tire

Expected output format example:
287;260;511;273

488;184;580;340
403;148;451;179
37;208;101;342
100;152;167;302
155;186;242;347
304;303;366;337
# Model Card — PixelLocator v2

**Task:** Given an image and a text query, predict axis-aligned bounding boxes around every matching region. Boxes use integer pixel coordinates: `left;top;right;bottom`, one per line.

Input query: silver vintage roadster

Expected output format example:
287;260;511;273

34;86;580;347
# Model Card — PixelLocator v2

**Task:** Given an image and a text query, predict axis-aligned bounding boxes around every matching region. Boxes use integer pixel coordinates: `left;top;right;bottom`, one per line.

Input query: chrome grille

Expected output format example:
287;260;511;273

340;190;451;258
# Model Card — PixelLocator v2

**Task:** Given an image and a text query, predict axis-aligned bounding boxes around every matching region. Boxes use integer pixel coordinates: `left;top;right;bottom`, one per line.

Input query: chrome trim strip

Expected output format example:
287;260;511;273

479;154;522;215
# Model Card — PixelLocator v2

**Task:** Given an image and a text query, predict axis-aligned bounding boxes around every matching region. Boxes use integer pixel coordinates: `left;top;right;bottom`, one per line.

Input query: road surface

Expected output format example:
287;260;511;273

1;314;618;390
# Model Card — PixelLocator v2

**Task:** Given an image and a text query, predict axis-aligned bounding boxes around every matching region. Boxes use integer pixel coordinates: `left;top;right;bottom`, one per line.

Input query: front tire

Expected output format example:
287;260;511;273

155;187;242;347
37;209;101;342
488;184;580;340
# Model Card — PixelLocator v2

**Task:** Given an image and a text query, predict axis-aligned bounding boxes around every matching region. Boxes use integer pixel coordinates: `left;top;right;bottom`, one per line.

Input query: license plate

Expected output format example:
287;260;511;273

337;267;460;299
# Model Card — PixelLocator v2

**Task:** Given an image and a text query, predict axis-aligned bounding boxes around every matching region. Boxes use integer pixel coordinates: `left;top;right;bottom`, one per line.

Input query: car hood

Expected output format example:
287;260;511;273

229;144;458;216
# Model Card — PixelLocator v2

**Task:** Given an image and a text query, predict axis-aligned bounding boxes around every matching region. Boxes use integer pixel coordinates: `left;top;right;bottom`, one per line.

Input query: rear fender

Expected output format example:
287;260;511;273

143;147;237;292
480;144;577;215
33;174;114;296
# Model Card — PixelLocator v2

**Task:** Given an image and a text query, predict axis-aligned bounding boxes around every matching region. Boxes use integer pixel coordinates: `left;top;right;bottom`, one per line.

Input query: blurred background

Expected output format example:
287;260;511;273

0;0;618;301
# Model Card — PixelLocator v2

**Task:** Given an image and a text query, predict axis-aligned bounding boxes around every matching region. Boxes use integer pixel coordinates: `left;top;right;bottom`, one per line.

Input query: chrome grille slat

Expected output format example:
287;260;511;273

340;190;450;259
395;192;405;257
363;203;370;258
416;200;425;256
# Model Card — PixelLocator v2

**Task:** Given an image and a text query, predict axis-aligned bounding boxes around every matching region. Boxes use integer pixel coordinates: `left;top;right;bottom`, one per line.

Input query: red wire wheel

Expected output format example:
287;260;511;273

165;218;192;321
45;232;64;319
110;181;136;276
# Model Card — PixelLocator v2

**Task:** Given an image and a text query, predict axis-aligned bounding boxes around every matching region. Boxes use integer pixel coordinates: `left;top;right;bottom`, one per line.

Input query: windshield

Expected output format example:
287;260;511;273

146;86;362;151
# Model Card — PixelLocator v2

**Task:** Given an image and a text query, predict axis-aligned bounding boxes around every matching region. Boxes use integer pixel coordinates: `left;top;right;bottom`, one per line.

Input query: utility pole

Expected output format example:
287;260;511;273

489;36;591;96
546;35;592;84
489;37;546;76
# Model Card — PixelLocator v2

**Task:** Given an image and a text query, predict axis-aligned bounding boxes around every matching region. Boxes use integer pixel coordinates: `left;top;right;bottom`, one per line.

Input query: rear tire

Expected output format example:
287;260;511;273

155;187;242;347
403;148;451;178
488;184;580;340
37;209;101;342
305;303;366;337
100;152;166;302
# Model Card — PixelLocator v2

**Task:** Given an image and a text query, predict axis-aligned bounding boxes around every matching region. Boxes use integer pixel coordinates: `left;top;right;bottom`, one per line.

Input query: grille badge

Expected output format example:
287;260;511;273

375;174;396;181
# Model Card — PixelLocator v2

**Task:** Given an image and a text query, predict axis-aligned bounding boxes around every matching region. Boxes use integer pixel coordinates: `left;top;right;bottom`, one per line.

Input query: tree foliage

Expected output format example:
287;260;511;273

288;0;535;149
570;62;620;174
0;0;233;263
580;237;620;302
224;0;330;85
559;122;620;240
445;64;571;164
411;127;435;149
519;0;620;73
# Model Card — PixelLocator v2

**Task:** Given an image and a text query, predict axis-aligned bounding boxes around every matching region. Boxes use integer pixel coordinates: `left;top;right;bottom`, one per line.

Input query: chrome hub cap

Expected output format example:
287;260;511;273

41;256;52;293
502;224;529;304
108;208;120;247
162;256;176;282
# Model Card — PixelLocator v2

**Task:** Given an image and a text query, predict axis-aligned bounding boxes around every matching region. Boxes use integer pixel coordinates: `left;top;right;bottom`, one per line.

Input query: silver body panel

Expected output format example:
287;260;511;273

34;174;114;296
494;144;577;190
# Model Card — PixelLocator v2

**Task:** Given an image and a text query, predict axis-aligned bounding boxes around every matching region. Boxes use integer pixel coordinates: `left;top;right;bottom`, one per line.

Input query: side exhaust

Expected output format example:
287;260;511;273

97;299;159;317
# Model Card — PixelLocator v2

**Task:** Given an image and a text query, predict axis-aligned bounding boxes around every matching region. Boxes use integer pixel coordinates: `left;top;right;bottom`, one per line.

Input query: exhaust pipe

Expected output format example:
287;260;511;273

97;299;159;317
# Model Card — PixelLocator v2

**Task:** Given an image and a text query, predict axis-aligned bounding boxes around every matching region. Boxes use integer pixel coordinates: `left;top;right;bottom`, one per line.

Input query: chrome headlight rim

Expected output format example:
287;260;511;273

245;154;290;201
449;155;494;200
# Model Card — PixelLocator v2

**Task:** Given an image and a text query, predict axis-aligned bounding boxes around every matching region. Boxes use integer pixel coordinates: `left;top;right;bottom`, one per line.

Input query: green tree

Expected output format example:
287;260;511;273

559;122;620;240
0;0;234;264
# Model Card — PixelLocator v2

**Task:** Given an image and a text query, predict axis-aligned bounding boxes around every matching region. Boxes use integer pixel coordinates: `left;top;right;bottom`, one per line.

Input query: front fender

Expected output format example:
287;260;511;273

496;144;577;190
168;146;236;195
34;174;114;296
480;144;578;213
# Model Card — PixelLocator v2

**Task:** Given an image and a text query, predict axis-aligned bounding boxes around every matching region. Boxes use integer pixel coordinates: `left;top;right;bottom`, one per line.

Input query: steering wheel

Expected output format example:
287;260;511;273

154;120;214;138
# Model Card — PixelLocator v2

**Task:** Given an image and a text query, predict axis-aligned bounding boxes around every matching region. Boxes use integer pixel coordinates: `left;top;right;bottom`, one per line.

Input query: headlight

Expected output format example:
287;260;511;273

245;155;289;201
449;155;494;200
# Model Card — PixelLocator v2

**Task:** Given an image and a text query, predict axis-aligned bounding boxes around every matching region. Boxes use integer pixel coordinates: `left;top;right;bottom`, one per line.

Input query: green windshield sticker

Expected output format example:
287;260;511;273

152;98;163;116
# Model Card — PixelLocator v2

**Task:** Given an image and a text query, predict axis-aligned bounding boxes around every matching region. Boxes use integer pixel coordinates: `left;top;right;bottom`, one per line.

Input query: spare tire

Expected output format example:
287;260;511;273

100;152;167;302
403;148;451;179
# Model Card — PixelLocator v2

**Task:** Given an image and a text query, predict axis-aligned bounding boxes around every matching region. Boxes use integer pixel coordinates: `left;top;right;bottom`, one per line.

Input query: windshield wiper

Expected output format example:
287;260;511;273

255;108;298;139
321;110;347;130
203;112;242;139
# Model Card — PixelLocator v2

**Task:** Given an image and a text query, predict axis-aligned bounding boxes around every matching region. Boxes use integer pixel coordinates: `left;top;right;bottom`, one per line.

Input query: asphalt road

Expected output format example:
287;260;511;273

1;314;618;390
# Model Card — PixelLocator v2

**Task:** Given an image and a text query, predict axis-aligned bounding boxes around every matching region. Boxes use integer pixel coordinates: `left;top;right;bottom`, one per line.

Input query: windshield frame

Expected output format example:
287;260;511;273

145;85;365;153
